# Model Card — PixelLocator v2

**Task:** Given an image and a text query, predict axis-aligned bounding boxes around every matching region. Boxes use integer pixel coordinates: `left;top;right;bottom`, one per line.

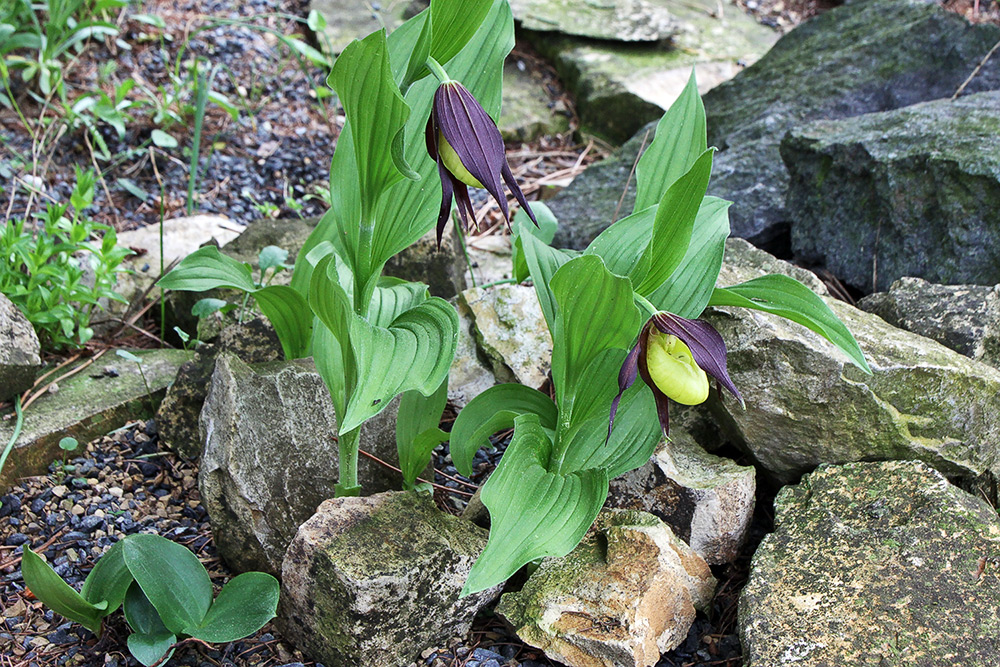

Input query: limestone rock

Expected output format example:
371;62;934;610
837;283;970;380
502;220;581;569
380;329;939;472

279;490;500;667
498;509;716;667
704;294;1000;484
156;316;284;459
607;432;755;565
198;354;402;575
498;62;570;143
511;0;677;42
703;0;1000;247
859;277;1000;369
0;349;192;488
784;92;1000;292
310;0;412;54
460;284;552;389
0;293;41;402
448;298;496;409
383;226;466;300
717;238;826;295
740;461;1000;666
529;0;775;143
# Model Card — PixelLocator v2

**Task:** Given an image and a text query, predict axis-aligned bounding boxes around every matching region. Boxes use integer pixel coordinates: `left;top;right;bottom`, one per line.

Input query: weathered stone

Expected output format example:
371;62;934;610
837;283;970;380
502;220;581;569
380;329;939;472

607;432;755;565
717;238;826;295
0;293;41;402
859;277;1000;369
498;509;716;667
785;92;1000;292
529;0;776;143
740;460;1000;666
383;226;466;300
703;0;1000;248
498;62;571;143
0;349;192;489
156;316;284;459
448;298;496;409
198;354;403;575
703;291;1000;484
460;284;552;389
511;0;678;42
310;0;412;54
279;490;500;667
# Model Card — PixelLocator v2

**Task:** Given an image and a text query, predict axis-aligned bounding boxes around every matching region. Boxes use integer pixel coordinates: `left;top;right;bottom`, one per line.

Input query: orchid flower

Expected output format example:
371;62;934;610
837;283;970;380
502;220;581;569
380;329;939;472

425;80;537;244
609;311;744;440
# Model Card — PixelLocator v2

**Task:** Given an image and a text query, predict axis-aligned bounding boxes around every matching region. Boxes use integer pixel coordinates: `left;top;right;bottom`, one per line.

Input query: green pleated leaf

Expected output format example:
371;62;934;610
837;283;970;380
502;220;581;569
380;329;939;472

633;71;707;213
123;581;170;637
429;0;495;66
254;285;312;359
549;255;639;429
397;379;449;489
328;29;412;223
463;413;608;596
122;535;213;636
368;277;429;327
400;10;432;90
21;547;107;636
709;275;871;373
511;202;558;283
186;572;279;643
633;149;714;296
127;631;176;667
311;320;347;419
450;383;558;478
519;229;577;334
649;196;731;318
157;246;256;293
80;540;132;615
584;205;655;279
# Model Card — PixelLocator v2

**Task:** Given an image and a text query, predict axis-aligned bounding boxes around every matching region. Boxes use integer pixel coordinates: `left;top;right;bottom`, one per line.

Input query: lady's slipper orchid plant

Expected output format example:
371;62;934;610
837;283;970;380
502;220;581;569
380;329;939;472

610;311;744;439
425;77;537;243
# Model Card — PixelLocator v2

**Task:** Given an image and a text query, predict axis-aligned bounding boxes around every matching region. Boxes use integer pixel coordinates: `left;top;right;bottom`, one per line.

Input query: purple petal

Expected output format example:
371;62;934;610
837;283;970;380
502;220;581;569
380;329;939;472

501;161;538;228
608;340;642;444
453;180;477;233
635;325;672;436
434;159;456;247
651;313;745;408
434;83;510;220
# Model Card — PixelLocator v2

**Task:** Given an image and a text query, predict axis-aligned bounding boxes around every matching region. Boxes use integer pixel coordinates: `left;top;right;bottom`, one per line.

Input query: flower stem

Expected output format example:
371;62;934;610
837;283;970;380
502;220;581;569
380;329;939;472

334;427;362;497
634;293;658;317
425;56;453;84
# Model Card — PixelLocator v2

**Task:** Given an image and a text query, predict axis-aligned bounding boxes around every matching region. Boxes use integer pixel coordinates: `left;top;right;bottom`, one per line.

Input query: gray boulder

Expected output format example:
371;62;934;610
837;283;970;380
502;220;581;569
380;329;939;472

0;293;40;402
740;460;1000;666
859;277;1000;369
607;432;755;565
703;0;1000;247
198;354;402;575
704;283;1000;484
511;0;677;42
784;92;1000;292
280;490;500;667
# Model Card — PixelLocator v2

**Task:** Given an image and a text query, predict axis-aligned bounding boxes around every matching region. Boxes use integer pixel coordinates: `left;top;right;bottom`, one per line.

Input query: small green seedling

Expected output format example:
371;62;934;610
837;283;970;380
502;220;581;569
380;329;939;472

21;534;279;666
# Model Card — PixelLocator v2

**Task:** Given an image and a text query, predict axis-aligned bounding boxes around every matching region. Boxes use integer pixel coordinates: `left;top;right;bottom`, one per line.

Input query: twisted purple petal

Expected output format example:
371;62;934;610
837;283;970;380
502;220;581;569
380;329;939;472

608;339;642;444
651;312;744;408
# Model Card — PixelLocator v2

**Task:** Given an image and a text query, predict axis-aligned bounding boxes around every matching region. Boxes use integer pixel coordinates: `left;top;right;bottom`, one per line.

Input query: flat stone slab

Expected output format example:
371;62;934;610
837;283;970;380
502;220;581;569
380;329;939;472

0;349;192;489
511;0;678;42
310;0;413;54
499;62;571;143
740;460;1000;666
785;91;1000;292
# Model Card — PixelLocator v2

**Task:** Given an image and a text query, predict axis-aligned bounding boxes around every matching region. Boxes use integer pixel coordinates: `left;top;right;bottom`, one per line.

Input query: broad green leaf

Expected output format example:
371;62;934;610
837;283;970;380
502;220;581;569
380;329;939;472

708;275;871;373
649;196;731;318
584;205;655;279
80;540;132;614
519;229;576;334
450;383;558;477
633;149;714;296
21;547;106;636
368;277;428;327
328;29;412;224
429;0;494;66
127;631;176;667
463;414;608;596
150;129;177;148
633;71;707;213
122;534;212;636
511;202;557;283
186;572;279;643
311;321;347;419
258;245;289;273
123;581;170;636
191;298;228;317
157;246;256;293
254;285;312;359
549;255;639;439
397;379;449;489
399;10;432;90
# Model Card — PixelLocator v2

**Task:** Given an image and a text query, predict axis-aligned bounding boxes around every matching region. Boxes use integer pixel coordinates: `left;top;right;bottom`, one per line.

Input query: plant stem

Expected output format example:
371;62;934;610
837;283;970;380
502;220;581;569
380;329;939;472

425;57;452;84
0;397;24;480
335;427;362;497
634;293;658;317
454;220;477;288
478;278;521;289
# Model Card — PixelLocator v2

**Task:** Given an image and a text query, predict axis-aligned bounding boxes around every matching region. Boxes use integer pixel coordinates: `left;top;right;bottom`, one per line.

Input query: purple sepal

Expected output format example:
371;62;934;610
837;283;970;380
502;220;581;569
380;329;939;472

651;312;744;408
